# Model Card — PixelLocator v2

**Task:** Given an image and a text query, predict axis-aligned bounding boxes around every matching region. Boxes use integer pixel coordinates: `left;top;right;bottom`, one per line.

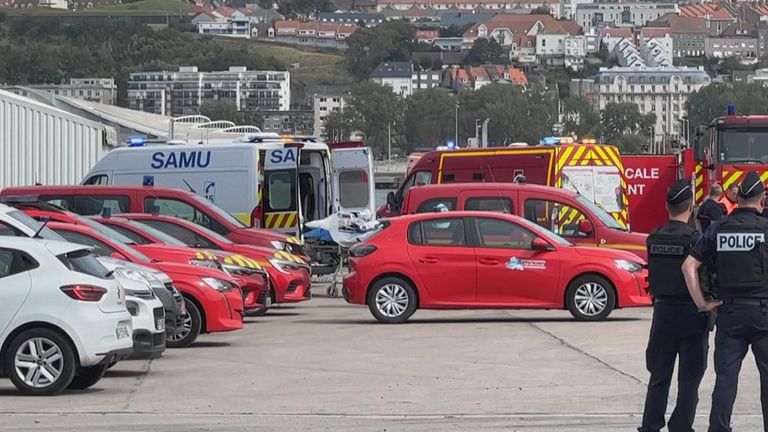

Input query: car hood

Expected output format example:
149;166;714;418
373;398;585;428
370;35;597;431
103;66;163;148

571;244;647;264
154;261;235;281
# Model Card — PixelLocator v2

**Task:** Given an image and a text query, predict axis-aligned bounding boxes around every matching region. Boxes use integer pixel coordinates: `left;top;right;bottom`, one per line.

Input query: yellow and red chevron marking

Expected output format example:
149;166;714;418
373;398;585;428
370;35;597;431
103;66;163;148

194;251;218;261
694;162;705;205
265;212;298;229
273;250;305;264
223;254;262;269
553;145;629;229
721;169;768;190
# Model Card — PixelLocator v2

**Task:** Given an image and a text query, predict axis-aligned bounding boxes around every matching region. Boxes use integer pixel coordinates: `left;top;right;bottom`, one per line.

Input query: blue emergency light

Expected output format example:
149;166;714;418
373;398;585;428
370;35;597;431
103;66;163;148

446;140;456;149
127;136;147;147
102;207;112;218
727;104;736;116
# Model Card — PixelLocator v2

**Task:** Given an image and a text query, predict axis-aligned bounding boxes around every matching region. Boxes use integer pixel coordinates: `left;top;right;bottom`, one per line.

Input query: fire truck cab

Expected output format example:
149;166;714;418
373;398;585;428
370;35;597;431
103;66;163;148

381;142;632;229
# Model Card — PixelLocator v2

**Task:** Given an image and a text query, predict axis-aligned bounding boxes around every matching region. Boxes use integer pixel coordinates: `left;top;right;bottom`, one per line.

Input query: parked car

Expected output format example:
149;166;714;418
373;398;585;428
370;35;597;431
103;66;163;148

119;213;311;305
343;211;651;323
401;183;648;260
109;271;166;359
46;222;245;348
0;238;133;395
0;186;308;260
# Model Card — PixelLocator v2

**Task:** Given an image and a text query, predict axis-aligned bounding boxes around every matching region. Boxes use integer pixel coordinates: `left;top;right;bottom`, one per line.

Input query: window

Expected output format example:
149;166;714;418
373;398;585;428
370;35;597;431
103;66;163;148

0;249;35;278
338;170;370;209
397;171;433;202
266;172;295;211
105;224;152;245
56;248;110;278
473;218;535;249
408;222;423;244
416;198;456;213
144;198;214;230
83;174;109;185
524;199;592;238
54;230;117;257
0;222;24;237
466;197;513;213
139;220;218;249
418;218;466;246
74;196;130;216
442;173;455;182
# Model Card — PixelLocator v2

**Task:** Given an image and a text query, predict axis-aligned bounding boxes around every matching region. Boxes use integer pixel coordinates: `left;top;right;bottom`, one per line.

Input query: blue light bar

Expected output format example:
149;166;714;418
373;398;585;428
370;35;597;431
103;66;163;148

127;135;147;146
727;104;736;116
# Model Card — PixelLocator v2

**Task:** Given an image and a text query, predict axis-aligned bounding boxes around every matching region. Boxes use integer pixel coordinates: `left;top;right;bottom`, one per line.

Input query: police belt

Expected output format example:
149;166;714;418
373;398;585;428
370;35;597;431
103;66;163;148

725;298;768;307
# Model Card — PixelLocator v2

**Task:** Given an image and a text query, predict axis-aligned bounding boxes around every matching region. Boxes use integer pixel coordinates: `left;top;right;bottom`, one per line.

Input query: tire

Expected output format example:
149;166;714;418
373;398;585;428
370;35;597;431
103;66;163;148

248;306;269;317
367;277;418;324
3;328;77;396
566;275;616;321
166;297;202;348
68;364;107;390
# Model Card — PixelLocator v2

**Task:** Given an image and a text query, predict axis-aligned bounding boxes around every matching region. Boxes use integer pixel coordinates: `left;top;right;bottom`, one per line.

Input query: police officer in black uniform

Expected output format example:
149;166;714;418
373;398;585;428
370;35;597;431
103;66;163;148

683;170;768;432
640;179;710;432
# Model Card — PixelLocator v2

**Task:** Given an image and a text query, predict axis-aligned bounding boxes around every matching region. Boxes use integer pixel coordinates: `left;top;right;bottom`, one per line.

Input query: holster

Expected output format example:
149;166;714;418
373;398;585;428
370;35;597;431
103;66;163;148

704;293;717;332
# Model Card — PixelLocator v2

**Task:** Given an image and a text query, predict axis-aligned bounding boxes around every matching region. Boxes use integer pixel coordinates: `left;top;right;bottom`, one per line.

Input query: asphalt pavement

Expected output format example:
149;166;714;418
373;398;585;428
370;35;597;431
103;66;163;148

1;287;765;431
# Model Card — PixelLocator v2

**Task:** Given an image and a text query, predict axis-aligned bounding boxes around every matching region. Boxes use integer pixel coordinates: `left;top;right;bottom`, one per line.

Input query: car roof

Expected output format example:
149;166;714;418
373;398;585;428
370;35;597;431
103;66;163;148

394;210;525;222
0;237;88;256
2;185;196;196
407;182;579;198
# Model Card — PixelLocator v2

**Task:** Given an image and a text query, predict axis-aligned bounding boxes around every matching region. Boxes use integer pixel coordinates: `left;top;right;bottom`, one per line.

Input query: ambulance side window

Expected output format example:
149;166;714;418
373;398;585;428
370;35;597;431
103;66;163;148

524;199;591;238
83;175;109;185
266;171;295;211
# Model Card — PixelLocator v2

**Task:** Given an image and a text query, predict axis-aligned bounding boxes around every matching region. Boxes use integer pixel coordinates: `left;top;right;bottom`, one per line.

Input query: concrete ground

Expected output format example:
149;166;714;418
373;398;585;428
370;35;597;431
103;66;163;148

1;289;765;431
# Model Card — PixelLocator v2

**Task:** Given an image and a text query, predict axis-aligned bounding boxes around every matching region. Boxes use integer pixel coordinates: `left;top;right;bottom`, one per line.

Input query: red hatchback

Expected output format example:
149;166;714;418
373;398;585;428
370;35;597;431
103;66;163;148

343;211;651;323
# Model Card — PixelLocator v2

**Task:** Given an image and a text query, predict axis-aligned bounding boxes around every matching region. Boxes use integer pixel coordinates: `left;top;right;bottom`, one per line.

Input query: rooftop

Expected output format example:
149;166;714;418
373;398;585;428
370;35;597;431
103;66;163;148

371;61;413;78
679;3;734;20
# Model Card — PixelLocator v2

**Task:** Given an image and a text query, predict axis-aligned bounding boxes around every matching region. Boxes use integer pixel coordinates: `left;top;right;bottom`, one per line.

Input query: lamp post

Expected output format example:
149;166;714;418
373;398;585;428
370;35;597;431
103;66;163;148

454;100;460;147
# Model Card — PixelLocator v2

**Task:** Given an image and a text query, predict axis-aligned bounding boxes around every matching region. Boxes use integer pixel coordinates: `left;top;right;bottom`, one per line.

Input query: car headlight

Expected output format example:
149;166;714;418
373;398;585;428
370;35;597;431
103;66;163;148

222;263;260;276
268;258;303;274
189;259;222;270
201;277;236;292
615;259;643;273
114;268;155;297
270;240;285;250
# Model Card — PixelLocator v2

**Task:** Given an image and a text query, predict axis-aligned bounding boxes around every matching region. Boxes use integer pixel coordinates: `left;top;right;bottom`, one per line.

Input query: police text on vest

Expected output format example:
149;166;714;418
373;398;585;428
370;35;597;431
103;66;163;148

717;233;766;251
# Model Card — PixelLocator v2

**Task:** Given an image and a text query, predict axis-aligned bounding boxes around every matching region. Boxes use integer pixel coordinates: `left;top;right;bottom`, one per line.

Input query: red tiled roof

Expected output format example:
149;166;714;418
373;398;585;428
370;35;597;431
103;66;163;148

641;27;671;39
470;66;490;81
274;20;299;30
751;4;768;16
679;3;734;20
505;66;527;85
214;6;235;17
599;27;633;38
416;29;439;40
654;13;709;34
464;14;581;40
190;5;211;14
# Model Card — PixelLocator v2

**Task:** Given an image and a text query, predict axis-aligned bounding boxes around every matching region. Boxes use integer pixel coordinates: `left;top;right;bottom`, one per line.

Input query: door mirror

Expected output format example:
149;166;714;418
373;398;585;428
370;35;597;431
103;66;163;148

386;191;399;210
693;125;707;160
531;237;554;251
578;219;594;235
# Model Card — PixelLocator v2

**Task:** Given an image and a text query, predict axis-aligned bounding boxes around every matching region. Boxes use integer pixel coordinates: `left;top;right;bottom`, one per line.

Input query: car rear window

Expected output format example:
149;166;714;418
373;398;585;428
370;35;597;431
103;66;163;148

57;249;110;279
415;198;456;214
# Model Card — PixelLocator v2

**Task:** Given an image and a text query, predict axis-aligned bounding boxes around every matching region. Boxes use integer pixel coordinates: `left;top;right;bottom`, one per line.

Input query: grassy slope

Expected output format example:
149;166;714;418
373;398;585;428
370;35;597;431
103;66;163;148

1;0;190;15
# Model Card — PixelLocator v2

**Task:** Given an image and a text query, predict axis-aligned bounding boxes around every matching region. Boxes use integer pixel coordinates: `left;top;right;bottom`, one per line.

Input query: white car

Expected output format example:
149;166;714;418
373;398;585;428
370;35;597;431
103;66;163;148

114;275;166;360
0;237;133;395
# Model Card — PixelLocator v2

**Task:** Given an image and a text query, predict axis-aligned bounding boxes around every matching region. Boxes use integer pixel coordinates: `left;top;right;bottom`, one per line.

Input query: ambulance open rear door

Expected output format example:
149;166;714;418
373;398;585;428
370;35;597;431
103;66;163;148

263;147;302;236
332;147;375;216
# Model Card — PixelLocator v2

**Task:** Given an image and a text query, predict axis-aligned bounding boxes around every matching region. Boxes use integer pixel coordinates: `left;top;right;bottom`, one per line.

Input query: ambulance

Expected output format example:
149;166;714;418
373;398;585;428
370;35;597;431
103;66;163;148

382;140;632;229
81;134;376;238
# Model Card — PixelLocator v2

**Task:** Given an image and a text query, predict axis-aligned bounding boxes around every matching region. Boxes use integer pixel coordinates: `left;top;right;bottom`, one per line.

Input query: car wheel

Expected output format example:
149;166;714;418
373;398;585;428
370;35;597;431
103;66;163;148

166;298;201;348
248;305;269;317
566;275;616;321
3;328;77;396
367;277;417;324
68;364;108;390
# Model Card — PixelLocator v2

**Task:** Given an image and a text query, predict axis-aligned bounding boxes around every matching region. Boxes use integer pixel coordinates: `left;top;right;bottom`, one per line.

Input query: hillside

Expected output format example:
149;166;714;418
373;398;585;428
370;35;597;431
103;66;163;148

0;0;190;16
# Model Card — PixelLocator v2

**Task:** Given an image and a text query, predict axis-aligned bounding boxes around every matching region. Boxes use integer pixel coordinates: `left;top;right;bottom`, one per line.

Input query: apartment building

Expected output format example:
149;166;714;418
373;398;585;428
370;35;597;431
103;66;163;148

575;1;679;31
127;66;290;116
573;66;710;142
313;93;351;137
370;62;443;97
1;78;118;105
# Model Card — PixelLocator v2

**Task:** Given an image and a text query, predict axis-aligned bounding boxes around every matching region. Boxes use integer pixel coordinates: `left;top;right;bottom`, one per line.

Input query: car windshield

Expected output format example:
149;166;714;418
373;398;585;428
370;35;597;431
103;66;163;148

717;128;768;163
575;195;625;231
514;216;572;246
190;195;246;228
128;221;188;246
78;216;142;245
8;210;66;241
179;219;234;244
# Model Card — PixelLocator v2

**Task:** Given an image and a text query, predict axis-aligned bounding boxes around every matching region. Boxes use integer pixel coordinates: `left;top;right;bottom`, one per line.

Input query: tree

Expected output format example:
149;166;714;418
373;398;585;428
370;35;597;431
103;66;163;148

346;82;405;154
600;102;655;143
403;88;455;150
615;134;647;154
464;38;507;66
530;6;551;15
439;23;475;38
200;101;263;127
419;56;432;71
561;96;601;139
345;21;416;79
686;83;768;132
322;109;356;142
431;58;443;71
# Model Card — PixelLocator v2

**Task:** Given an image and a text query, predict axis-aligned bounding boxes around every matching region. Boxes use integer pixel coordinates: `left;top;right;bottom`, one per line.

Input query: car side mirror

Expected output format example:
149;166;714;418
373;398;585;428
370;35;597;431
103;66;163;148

386;191;399;210
531;237;554;251
578;219;594;235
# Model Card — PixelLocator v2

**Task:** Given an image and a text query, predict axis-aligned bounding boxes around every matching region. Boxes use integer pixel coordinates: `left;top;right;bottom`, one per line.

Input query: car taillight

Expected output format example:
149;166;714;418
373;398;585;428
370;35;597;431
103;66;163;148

251;204;263;228
60;285;108;302
349;244;377;257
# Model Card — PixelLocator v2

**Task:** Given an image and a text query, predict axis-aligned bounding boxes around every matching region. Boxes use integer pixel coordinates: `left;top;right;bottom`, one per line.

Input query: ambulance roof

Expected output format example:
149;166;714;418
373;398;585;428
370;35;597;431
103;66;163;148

113;140;330;153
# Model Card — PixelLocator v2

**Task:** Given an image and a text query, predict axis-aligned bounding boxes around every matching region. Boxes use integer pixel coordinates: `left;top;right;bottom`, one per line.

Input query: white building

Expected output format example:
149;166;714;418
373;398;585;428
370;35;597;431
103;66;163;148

576;2;679;31
574;66;710;146
198;17;251;39
127;66;290;116
1;78;118;105
639;28;673;67
370;62;413;97
313;93;351;137
615;39;644;67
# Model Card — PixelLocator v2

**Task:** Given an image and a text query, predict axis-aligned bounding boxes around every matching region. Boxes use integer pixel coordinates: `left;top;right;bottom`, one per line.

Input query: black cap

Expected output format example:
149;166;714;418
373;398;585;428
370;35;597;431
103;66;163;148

739;171;765;199
667;179;693;204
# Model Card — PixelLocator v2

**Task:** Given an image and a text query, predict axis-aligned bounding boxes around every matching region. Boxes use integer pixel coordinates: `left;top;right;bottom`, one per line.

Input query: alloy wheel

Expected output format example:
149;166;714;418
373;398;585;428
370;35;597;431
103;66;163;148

573;282;608;317
14;338;64;389
169;312;193;342
375;284;410;318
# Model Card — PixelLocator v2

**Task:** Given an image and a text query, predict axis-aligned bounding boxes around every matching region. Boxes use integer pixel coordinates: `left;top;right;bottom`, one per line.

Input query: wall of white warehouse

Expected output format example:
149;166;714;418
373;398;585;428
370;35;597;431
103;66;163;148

0;89;113;188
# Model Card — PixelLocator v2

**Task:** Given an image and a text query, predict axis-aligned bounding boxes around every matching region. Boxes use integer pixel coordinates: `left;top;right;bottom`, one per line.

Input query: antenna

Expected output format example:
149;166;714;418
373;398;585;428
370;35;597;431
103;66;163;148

33;217;50;239
182;179;197;194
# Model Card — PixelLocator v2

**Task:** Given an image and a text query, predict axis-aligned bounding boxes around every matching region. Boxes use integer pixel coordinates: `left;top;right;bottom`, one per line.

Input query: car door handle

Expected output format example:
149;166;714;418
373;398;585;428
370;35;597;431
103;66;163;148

479;258;499;265
418;257;439;264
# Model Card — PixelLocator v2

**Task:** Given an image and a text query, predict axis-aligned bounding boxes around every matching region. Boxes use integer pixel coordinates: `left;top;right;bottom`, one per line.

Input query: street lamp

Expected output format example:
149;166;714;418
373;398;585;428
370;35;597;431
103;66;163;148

454;100;460;147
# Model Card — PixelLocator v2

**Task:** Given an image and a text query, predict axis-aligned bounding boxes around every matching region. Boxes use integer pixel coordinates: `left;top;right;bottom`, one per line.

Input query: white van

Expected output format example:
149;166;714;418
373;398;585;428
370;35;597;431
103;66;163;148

82;135;375;237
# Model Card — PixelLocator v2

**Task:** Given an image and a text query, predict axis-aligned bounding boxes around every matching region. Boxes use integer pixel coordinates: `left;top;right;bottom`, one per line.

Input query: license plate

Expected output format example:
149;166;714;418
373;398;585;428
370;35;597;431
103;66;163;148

116;325;130;340
156;319;165;331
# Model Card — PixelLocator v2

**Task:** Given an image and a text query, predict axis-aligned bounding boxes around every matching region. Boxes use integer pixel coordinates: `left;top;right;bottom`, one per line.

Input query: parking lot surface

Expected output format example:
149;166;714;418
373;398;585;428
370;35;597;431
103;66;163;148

2;289;764;431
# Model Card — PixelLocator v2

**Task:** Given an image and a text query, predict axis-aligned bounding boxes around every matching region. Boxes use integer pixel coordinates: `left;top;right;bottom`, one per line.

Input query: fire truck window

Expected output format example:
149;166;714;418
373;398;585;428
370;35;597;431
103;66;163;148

472;172;484;181
41;196;74;211
339;170;370;209
53;230;116;257
466;197;513;214
399;171;433;201
416;198;456;214
74;196;129;215
524;199;591;238
442;173;455;182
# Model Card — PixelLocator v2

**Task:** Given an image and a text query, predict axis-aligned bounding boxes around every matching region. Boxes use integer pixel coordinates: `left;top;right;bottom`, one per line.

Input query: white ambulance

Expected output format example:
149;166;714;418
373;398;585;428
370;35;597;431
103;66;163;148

82;134;375;237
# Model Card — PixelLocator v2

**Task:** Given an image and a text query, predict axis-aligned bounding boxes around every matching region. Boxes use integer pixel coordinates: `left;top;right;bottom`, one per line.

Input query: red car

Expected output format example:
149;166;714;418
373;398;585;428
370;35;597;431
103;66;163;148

0;185;309;260
45;221;245;347
343;211;651;323
14;205;269;314
119;213;312;305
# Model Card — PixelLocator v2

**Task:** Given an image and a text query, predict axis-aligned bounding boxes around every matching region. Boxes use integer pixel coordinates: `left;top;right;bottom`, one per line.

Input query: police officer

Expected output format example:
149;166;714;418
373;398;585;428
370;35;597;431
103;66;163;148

640;179;710;432
682;170;768;432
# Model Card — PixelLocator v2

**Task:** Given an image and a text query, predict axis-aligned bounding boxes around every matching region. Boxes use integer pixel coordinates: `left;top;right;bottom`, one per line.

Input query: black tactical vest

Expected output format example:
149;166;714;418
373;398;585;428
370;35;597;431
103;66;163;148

715;212;768;295
647;225;697;297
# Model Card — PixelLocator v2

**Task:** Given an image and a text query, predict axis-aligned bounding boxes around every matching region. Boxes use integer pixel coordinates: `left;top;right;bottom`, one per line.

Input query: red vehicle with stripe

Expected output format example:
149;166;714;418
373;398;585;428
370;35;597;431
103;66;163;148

381;142;632;229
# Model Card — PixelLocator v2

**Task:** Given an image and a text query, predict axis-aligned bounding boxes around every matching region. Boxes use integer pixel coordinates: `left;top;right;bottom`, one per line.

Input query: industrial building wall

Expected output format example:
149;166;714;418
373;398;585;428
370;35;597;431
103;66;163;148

0;90;107;188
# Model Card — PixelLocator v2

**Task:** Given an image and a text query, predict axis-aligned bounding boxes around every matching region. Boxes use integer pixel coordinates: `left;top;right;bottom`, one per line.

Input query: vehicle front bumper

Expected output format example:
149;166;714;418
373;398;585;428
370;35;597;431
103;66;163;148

205;289;245;333
274;268;311;303
96;347;134;366
129;329;166;360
